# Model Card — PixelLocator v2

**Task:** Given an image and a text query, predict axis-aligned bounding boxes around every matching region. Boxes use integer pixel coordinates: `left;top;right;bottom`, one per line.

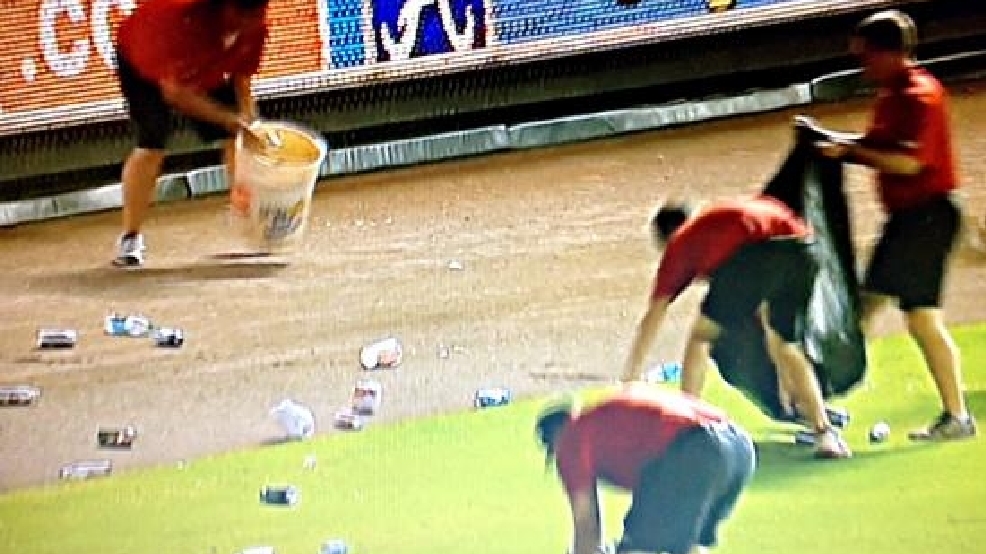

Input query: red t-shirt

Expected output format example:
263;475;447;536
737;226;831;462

864;66;958;212
554;386;729;496
651;195;810;301
117;0;269;92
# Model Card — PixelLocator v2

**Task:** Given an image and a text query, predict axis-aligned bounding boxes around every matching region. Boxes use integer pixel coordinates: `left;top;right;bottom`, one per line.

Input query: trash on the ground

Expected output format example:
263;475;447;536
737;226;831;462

333;408;364;431
97;426;137;449
303;454;317;470
352;379;382;415
239;547;275;554
474;387;511;409
260;485;300;506
447;260;464;271
437;344;451;359
320;539;349;554
0;385;41;407
104;314;152;337
644;362;682;384
36;329;77;349
270;399;315;440
869;421;891;443
59;460;112;480
152;327;184;347
360;337;402;370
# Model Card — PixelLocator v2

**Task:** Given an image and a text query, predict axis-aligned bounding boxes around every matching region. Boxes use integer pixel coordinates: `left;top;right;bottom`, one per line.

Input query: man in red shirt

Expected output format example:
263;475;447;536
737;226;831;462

536;385;756;554
804;10;976;440
621;195;851;459
112;0;271;267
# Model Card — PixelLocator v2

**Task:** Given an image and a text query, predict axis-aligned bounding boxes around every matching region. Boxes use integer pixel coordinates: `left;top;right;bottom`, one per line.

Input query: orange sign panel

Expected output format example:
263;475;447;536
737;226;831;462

0;0;324;118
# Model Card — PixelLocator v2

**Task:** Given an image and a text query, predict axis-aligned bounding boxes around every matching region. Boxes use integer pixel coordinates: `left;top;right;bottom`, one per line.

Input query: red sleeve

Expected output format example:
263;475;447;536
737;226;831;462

651;236;695;301
865;90;928;149
117;4;194;84
902;95;945;171
234;24;270;77
555;424;595;497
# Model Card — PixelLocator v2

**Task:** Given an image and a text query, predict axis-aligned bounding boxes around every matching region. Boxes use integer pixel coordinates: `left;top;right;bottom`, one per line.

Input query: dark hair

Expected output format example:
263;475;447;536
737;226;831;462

853;10;917;54
535;400;574;464
651;203;692;243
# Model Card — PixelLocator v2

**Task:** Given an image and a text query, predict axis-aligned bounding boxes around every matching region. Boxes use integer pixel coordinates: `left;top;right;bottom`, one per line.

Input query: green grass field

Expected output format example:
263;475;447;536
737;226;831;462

2;326;984;554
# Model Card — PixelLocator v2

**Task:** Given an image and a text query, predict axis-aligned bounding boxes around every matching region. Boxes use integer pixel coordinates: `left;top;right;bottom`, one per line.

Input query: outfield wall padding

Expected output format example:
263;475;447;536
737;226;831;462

0;84;810;228
1;49;983;228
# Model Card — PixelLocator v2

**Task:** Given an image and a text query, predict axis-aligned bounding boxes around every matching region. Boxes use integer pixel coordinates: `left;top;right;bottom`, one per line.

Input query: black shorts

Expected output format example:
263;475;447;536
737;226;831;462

702;239;818;343
116;51;237;150
617;422;757;554
864;194;960;311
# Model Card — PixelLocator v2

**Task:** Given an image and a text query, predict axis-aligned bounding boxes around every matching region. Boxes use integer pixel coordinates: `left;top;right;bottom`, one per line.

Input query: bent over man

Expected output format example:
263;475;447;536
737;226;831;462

622;195;851;459
113;0;271;267
536;385;756;554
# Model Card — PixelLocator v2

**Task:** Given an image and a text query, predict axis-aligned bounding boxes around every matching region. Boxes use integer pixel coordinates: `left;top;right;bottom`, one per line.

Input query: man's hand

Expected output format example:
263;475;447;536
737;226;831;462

814;139;852;160
228;117;268;148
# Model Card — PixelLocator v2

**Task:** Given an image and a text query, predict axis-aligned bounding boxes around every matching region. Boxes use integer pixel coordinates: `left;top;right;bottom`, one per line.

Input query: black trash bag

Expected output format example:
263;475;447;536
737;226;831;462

710;126;868;420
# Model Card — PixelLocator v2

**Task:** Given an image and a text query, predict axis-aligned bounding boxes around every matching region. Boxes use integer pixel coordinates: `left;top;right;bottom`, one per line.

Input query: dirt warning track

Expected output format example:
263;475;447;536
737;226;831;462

2;85;985;492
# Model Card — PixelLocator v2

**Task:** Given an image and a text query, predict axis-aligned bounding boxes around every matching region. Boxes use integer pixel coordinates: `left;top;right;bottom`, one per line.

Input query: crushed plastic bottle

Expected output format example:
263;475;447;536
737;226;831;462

270;399;315;440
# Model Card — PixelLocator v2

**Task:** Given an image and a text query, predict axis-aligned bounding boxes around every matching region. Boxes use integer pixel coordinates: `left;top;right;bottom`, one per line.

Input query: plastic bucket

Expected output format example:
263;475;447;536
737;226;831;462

230;120;328;253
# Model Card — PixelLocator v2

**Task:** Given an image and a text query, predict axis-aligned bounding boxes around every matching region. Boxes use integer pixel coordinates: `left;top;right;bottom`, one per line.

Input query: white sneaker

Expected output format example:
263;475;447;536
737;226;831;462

112;233;145;268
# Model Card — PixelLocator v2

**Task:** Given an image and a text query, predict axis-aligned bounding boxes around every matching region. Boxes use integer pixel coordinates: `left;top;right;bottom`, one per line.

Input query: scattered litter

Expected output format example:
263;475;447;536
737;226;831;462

333;408;365;431
152;327;185;348
270;399;315;441
303;454;318;470
239;547;275;554
260;485;299;506
97;426;136;449
0;385;41;407
36;329;77;349
104;314;152;337
869;421;890;443
447;260;464;271
644;362;682;384
59;460;112;480
437;344;451;359
474;387;511;409
360;337;402;370
352;379;382;415
320;539;349;554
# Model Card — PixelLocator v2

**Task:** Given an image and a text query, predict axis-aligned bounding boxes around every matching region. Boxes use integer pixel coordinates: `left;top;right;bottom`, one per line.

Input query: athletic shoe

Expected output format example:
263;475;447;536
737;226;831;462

908;412;977;441
814;426;852;459
779;405;850;429
112;233;145;268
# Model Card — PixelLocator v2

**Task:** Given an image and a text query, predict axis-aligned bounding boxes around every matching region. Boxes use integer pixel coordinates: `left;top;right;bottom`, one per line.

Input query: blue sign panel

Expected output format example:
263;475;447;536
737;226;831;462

322;0;829;70
370;0;490;62
493;0;797;45
327;0;369;69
